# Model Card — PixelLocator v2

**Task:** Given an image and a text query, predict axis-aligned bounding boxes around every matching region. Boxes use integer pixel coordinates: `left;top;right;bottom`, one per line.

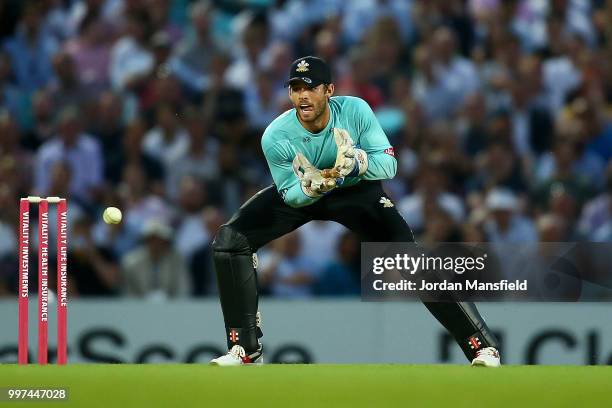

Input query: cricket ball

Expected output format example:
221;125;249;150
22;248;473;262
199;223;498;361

103;207;123;225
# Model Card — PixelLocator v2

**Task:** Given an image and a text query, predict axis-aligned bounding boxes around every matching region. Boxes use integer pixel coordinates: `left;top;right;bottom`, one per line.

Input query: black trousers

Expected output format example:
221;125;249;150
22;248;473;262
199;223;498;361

212;181;498;360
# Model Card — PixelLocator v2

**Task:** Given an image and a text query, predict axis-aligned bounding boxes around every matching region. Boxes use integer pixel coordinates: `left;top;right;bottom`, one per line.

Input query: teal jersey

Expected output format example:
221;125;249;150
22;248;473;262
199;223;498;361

261;96;396;208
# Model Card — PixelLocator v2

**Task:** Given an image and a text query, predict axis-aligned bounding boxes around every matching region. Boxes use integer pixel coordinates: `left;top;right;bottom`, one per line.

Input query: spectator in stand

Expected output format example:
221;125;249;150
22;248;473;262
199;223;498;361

142;103;189;170
244;70;282;131
169;0;219;94
23;90;56;149
315;231;360;296
0;111;32;195
0;182;18;296
2;2;58;93
260;41;294;97
0;181;18;270
149;31;173;73
507;55;553;157
483;188;537;243
570;95;612;163
468;137;528;194
258;231;319;298
190;206;225;296
430;26;480;113
342;0;414;46
411;44;456;120
174;175;210;264
166;106;219;199
458;93;489;156
63;11;112;94
89;91;125;178
65;0;123;38
313;28;345;77
225;12;270;90
421;121;472;187
34;106;104;204
201;51;244;123
205;143;255;215
114;116;164;185
579;163;612;242
422;207;463;245
118;162;174;245
365;17;407;98
336;48;384;110
0;51;21;120
537;213;571;242
535;117;604;190
533;134;594;211
121;220;191;299
398;160;465;235
148;0;183;43
48;52;91;113
395;99;426;182
542;32;583;114
109;11;153;91
297;221;348;276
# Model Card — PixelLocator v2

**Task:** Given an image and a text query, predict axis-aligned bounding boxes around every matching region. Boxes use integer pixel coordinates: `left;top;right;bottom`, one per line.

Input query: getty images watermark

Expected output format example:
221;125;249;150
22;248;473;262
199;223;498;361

371;252;526;292
361;243;612;302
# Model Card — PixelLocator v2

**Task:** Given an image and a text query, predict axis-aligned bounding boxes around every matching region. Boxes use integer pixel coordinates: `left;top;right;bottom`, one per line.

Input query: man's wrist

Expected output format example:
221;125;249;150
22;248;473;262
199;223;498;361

349;149;368;177
347;160;360;177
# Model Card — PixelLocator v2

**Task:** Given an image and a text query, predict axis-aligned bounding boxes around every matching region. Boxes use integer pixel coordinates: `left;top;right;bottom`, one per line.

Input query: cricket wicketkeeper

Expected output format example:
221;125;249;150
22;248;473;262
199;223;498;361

210;56;501;367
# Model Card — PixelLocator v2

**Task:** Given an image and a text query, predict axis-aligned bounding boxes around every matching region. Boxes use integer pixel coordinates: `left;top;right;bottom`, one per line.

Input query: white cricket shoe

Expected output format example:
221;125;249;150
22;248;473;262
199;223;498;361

471;347;501;367
210;345;263;366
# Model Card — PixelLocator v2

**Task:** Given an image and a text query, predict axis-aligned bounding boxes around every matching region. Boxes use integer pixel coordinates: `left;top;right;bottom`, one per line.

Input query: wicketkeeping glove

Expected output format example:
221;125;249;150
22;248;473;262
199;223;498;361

292;153;339;197
320;128;368;179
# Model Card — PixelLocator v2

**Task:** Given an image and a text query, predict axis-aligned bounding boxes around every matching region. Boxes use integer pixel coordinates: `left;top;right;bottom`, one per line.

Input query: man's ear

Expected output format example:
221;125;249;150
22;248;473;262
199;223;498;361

326;83;335;97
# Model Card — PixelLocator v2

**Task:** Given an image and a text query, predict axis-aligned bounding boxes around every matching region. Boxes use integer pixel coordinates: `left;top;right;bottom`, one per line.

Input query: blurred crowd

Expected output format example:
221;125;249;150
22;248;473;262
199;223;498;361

0;0;611;299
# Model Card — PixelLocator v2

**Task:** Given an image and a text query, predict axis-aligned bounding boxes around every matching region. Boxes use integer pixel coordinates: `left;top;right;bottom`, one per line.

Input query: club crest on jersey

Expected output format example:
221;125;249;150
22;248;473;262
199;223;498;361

303;136;311;143
296;60;309;72
379;197;394;208
229;329;240;343
468;336;482;350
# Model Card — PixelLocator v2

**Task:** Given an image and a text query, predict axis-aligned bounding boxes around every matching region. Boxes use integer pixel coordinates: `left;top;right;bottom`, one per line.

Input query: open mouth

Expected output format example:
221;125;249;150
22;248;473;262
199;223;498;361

299;103;314;114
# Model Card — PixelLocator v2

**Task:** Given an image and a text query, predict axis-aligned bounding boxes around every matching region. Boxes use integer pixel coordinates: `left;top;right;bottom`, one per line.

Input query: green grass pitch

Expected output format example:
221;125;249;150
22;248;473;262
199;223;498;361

1;364;609;407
